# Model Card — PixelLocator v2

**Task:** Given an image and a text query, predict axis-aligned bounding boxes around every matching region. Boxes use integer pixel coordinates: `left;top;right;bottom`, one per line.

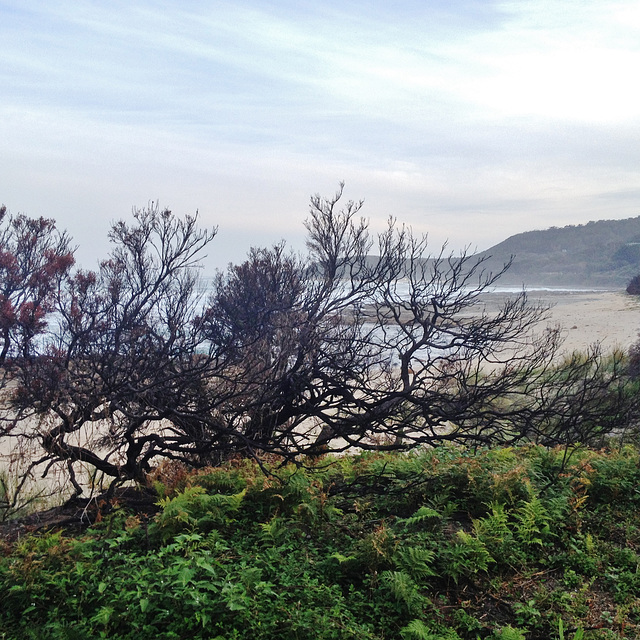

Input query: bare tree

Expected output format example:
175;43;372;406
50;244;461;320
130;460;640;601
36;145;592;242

10;205;217;494
195;185;637;459
0;205;75;516
4;189;637;499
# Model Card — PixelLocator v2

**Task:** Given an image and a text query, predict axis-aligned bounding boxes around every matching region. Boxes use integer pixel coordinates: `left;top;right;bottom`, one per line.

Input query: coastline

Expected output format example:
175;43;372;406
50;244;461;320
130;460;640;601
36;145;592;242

481;289;640;355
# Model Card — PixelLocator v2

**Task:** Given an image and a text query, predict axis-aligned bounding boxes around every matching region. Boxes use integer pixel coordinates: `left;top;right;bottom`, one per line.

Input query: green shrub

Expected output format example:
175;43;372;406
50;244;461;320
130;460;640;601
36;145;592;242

3;446;640;639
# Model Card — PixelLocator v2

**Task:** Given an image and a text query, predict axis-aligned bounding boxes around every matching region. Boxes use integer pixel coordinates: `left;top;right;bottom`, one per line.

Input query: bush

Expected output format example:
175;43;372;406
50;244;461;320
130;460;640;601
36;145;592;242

3;446;640;638
627;274;640;295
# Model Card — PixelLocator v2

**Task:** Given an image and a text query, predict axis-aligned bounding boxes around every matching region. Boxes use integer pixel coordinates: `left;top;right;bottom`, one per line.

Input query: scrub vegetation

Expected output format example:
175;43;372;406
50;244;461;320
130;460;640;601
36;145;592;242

0;188;636;500
2;189;640;638
3;446;640;638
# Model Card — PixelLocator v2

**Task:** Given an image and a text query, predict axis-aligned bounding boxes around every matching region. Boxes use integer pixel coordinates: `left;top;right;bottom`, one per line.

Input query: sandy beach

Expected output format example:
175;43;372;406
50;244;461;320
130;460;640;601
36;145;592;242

1;288;639;502
486;289;640;356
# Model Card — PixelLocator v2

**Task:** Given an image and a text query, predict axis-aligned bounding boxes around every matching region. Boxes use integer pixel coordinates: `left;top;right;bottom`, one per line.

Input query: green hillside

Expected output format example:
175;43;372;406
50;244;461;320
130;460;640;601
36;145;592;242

476;216;640;288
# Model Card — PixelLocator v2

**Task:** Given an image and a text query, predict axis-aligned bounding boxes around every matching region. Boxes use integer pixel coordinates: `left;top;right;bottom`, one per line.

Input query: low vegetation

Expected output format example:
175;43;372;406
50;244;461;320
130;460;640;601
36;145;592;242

626;275;640;296
3;445;640;639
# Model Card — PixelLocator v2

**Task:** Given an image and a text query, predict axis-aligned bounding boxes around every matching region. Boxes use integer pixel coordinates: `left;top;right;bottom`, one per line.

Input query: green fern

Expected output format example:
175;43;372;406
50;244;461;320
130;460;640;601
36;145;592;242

155;486;247;539
487;625;527;640
514;495;551;546
473;503;519;565
400;506;442;529
441;531;495;583
258;515;288;543
395;546;438;581
400;619;443;640
330;552;358;564
473;503;510;540
381;570;426;615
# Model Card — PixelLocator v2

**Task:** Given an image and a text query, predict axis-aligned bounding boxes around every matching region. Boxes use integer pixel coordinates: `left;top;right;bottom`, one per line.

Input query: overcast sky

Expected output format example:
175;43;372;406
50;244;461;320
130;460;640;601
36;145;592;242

2;1;640;271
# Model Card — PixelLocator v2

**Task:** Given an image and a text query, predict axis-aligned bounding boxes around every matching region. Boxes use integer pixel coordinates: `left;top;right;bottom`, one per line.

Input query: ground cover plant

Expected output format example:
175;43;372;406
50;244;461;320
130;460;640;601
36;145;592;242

3;444;640;639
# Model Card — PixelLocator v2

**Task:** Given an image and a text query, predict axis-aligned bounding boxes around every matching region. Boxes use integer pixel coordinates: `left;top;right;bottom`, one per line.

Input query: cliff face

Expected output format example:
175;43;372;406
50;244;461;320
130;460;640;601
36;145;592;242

475;215;640;288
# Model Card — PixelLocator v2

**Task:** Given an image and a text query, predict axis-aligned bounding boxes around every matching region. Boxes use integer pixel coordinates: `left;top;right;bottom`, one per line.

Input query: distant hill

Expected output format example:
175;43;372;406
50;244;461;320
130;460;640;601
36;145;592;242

474;215;640;288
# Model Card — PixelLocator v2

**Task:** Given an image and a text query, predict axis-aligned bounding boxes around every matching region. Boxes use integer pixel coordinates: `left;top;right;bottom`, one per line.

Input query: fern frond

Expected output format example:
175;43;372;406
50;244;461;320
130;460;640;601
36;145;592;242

396;546;438;581
515;495;551;546
400;619;440;640
401;506;442;529
381;570;425;615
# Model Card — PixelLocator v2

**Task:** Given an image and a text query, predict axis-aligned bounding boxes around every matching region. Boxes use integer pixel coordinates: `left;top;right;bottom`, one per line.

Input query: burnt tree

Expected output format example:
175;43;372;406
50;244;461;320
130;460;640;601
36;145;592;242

0;205;74;367
10;205;217;493
196;185;637;458
4;189;638;497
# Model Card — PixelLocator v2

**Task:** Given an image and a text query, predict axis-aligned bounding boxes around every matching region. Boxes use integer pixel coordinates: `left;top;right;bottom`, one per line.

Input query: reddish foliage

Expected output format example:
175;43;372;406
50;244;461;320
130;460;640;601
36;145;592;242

0;204;74;364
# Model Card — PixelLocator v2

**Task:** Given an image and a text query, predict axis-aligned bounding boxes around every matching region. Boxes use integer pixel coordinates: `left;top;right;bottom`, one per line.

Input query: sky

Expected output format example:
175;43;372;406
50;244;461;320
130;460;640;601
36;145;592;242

2;0;640;272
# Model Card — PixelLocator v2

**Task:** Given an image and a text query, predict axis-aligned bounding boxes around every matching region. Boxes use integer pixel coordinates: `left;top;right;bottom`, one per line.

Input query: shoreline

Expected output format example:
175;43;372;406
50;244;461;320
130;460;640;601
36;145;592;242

481;289;640;355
